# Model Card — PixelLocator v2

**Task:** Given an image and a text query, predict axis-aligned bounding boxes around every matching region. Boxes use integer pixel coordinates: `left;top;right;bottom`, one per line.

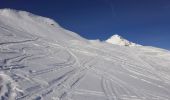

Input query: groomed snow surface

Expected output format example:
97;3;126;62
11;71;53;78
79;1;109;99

0;9;170;100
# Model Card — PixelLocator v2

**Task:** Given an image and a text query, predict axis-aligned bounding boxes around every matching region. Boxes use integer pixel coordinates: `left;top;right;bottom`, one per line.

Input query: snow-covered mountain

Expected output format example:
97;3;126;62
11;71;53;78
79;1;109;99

0;9;86;43
0;9;170;100
106;34;141;46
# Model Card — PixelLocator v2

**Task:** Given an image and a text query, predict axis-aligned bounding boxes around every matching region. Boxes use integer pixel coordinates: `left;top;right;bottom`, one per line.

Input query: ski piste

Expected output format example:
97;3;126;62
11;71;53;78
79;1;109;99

0;9;170;100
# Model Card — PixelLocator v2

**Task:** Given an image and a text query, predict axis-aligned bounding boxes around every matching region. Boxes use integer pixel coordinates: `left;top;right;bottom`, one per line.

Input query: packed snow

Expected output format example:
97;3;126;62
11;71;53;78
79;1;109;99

0;9;170;100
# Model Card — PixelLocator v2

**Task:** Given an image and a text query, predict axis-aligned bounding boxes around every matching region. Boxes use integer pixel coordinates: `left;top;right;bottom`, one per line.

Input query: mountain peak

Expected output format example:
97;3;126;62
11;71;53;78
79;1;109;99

106;34;141;46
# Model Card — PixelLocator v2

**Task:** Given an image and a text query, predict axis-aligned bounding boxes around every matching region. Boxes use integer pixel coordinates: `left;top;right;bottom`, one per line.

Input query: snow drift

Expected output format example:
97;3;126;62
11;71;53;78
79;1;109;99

0;9;170;100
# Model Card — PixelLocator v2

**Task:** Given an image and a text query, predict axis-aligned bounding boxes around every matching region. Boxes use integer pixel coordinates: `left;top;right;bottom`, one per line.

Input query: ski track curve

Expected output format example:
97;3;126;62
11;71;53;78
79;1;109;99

0;11;170;100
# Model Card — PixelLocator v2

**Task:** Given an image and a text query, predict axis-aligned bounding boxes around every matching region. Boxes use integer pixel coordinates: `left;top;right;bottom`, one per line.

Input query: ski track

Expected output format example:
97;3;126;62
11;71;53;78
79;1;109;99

1;37;170;100
0;10;170;100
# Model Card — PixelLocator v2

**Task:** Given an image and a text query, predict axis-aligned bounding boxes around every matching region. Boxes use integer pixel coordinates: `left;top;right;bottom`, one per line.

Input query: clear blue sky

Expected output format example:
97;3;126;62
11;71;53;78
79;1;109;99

0;0;170;50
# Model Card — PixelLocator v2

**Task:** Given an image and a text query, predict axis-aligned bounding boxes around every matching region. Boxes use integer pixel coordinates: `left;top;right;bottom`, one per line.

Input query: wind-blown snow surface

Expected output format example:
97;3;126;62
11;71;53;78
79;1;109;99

0;9;170;100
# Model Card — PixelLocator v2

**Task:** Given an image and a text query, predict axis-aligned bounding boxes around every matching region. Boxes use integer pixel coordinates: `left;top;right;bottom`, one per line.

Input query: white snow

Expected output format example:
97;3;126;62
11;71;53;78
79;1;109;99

0;72;19;100
0;9;170;100
106;34;141;46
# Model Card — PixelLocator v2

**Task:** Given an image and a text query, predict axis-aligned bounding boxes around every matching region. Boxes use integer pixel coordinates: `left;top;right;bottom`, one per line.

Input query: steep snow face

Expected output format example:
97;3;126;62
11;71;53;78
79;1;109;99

0;9;86;43
1;9;170;100
0;9;59;26
106;34;141;46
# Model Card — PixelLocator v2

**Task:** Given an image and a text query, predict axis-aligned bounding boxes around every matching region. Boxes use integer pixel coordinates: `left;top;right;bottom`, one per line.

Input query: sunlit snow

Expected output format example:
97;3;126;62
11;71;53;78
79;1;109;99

0;9;170;100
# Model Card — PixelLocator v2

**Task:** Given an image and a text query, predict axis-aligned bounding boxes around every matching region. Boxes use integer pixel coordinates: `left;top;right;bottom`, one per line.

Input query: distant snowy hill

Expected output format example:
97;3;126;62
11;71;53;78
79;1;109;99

0;9;170;100
106;34;141;46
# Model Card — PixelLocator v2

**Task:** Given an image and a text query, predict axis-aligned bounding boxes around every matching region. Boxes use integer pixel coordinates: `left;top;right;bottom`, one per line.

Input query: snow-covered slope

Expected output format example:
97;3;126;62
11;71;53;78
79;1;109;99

0;9;86;43
0;9;170;100
106;34;141;46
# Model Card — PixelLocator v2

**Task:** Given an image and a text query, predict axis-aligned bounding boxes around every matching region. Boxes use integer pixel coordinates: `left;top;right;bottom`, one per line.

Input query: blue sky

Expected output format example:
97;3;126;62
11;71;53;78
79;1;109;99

0;0;170;50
